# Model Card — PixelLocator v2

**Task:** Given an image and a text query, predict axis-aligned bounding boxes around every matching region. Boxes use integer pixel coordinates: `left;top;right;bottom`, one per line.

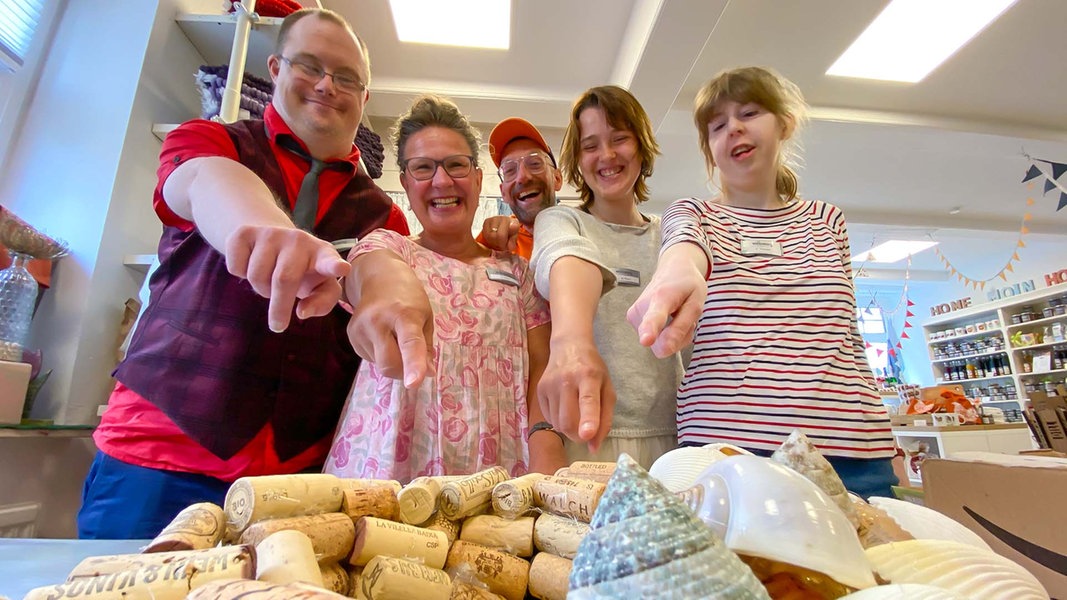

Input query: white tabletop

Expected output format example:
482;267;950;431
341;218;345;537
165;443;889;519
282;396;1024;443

0;538;149;599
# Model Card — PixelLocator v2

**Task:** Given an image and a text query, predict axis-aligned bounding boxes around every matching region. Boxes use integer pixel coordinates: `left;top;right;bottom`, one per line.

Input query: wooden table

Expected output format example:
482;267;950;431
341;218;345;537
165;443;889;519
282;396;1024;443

0;538;148;599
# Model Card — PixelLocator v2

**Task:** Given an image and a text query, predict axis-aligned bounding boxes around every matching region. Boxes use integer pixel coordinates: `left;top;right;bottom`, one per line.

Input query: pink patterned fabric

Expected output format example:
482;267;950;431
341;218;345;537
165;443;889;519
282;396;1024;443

325;230;550;482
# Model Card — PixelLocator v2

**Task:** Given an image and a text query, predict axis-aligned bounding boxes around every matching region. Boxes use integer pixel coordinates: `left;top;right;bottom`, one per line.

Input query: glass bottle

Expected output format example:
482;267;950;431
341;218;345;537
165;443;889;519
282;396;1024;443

0;252;38;361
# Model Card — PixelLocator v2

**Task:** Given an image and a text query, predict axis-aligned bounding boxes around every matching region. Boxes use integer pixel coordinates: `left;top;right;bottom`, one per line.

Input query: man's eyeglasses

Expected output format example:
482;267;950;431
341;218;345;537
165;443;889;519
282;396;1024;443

402;155;475;181
498;152;553;183
279;56;367;93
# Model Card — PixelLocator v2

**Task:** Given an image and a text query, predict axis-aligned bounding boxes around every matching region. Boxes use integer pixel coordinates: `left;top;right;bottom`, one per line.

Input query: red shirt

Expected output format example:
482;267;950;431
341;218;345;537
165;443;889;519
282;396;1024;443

96;106;409;481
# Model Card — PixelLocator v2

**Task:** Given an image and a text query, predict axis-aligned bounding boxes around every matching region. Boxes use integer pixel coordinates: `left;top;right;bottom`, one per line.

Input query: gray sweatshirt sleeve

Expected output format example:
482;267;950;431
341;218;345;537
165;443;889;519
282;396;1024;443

530;206;617;299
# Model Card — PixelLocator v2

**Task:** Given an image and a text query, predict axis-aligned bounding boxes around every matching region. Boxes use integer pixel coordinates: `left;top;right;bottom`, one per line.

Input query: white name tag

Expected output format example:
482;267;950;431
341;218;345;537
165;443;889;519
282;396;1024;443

613;267;641;287
740;238;783;256
486;267;519;287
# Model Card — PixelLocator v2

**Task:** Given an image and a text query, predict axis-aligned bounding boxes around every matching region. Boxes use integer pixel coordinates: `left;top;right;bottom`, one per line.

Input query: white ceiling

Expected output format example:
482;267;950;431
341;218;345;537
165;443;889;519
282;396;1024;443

325;0;1067;273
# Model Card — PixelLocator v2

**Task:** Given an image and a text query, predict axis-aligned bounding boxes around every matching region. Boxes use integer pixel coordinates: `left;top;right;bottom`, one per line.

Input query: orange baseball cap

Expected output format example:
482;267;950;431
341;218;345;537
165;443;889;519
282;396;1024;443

488;117;555;168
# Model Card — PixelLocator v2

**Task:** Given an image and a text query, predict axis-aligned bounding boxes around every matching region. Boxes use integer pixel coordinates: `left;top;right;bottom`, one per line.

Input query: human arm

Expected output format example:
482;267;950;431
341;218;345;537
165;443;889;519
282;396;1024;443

478;215;521;253
525;324;568;474
344;241;434;388
834;208;879;386
160;135;348;333
628;198;713;357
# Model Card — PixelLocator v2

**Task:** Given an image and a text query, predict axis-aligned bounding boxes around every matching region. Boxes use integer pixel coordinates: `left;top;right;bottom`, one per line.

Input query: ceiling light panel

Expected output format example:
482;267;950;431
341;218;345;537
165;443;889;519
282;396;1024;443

852;240;939;264
389;0;511;50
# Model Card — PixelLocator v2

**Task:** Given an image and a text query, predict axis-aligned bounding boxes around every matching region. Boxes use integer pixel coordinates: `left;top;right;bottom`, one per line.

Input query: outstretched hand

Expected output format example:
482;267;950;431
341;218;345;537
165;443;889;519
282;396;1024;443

536;337;616;453
479;216;521;253
225;224;350;332
627;245;707;358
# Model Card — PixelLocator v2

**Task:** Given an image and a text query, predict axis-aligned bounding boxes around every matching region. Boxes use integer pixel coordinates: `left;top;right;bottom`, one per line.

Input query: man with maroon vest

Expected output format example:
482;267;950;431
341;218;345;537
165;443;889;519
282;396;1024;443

77;8;409;539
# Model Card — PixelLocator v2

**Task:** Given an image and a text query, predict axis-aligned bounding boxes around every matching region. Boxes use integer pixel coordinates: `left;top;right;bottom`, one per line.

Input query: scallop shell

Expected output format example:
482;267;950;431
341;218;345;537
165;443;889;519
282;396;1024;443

840;583;966;599
850;496;914;549
868;497;991;550
771;429;858;527
866;539;1049;600
692;454;877;591
568;453;770;599
649;444;751;493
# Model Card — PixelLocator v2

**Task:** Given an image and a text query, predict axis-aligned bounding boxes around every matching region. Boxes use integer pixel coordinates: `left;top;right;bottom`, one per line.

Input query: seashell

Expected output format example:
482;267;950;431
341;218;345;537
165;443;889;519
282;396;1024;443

866;539;1049;600
771;429;858;527
648;444;751;493
691;454;877;591
850;496;914;549
868;497;991;550
840;583;966;599
568;453;770;599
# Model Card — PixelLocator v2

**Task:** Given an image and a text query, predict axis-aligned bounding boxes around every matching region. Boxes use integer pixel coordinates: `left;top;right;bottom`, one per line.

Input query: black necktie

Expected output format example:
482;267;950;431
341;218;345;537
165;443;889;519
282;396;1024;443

276;135;351;231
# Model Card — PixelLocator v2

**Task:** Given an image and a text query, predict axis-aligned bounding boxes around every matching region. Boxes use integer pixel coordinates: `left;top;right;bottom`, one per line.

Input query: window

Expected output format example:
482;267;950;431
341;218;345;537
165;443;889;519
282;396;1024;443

0;0;45;72
857;306;886;334
865;342;889;372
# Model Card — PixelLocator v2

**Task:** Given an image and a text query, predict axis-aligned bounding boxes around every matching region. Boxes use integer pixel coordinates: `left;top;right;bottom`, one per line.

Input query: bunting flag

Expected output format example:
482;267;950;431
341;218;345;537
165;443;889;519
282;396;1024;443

1022;157;1067;211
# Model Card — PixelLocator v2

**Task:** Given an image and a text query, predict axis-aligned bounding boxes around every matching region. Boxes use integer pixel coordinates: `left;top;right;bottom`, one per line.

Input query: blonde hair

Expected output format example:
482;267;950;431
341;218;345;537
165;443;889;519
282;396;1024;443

693;66;808;201
559;86;660;210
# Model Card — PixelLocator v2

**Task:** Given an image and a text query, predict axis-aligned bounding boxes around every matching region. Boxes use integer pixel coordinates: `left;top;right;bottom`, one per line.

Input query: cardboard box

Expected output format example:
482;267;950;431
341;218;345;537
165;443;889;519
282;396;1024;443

923;452;1067;598
0;360;31;424
1029;385;1067;453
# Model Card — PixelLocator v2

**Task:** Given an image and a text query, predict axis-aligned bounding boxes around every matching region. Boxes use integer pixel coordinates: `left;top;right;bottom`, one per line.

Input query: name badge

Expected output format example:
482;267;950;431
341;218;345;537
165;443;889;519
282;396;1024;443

613;267;641;287
486;267;519;287
332;238;358;253
740;238;783;256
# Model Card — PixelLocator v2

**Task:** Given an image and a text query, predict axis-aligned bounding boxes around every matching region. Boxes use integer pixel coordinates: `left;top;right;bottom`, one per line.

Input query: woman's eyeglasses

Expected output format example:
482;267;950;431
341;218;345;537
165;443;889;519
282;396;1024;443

402;155;475;181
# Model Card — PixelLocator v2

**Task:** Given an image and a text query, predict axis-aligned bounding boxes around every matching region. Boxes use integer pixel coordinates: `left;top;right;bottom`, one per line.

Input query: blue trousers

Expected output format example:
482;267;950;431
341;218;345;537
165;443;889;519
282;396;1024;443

77;452;230;539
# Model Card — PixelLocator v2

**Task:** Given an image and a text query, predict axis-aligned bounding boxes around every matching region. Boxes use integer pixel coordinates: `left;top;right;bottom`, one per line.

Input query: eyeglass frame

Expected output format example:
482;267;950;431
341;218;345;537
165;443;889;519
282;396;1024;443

497;150;557;183
277;55;367;93
401;155;477;181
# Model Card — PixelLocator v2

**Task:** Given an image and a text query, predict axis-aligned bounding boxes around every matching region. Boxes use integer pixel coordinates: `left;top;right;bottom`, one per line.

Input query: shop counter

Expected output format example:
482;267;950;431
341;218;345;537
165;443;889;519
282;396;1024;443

891;422;1034;485
0;538;148;599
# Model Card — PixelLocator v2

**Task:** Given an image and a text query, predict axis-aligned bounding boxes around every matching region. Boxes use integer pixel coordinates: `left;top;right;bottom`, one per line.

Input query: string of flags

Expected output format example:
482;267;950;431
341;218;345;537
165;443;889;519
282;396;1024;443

1022;156;1067;212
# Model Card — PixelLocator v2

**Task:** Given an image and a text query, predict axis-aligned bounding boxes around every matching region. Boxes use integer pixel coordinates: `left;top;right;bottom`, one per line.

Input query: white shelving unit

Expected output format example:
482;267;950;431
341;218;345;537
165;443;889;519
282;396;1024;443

891;423;1033;485
923;283;1067;413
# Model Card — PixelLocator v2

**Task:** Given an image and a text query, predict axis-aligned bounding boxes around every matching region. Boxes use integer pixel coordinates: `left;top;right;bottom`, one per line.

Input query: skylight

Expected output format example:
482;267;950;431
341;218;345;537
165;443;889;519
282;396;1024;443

389;0;511;50
852;240;939;264
826;0;1017;83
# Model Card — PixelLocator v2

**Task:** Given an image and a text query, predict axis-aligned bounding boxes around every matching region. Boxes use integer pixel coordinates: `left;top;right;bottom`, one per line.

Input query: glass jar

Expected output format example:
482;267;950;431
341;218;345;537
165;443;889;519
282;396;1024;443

0;252;38;361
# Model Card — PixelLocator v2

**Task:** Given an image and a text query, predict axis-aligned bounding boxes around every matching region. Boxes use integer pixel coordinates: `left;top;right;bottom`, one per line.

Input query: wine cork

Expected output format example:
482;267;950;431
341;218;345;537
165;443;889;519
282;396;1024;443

342;485;400;521
224;473;343;536
144;502;226;552
187;579;350;599
350;516;449;568
528;552;572;600
66;545;254;580
559;461;616;484
532;476;605;522
398;476;465;524
347;566;364;598
32;545;254;599
450;581;506;599
338;478;403;494
439;466;510;520
459;515;535;557
320;561;350;595
532;513;590;559
255;529;324;587
423;511;461;545
239;512;355;564
491;473;546;519
445;541;530;600
360;555;452;600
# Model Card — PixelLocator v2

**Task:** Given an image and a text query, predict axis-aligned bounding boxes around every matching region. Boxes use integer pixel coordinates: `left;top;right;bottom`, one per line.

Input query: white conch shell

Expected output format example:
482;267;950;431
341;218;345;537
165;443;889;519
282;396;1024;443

868;497;992;551
568;453;770;599
692;454;877;591
866;539;1049;600
840;583;966;599
850;496;914;549
771;429;858;527
649;443;751;493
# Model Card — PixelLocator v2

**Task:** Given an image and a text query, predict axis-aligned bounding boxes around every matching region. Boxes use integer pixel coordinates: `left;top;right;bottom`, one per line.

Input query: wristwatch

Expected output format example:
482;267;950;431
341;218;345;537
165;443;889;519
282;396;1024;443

528;421;566;445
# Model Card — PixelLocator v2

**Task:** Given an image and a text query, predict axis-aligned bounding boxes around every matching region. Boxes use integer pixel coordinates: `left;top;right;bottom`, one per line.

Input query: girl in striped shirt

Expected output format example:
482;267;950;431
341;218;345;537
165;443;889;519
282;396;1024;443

627;66;897;498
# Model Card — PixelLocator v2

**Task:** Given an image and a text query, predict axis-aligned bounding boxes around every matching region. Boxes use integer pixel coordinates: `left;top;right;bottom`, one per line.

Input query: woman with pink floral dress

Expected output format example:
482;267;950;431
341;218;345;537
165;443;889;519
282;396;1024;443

324;96;560;482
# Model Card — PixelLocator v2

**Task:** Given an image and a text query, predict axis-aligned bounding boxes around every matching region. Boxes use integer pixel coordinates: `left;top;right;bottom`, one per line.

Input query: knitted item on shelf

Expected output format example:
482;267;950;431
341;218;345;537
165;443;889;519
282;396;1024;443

195;65;273;120
355;124;384;179
224;0;303;18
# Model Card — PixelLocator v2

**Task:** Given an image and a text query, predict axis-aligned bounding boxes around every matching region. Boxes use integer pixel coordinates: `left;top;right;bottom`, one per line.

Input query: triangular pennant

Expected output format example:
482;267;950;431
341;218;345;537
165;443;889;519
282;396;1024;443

1012;252;1020;261
865;341;872;349
1045;179;1057;195
907;299;915;307
888;348;896;357
957;273;964;282
980;281;986;290
1022;164;1043;183
1018;239;1026;248
876;348;885;357
1006;263;1015;273
1021;226;1030;235
1024;213;1033;221
904;321;913;329
1059;192;1067;212
900;331;909;340
1027;197;1035;206
999;271;1008;281
1052;162;1067;180
896;342;903;349
906;310;915;318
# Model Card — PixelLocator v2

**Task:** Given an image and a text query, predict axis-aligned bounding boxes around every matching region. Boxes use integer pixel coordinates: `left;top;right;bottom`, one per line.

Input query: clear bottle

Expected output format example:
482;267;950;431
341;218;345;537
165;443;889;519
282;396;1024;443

0;252;38;361
1022;350;1033;374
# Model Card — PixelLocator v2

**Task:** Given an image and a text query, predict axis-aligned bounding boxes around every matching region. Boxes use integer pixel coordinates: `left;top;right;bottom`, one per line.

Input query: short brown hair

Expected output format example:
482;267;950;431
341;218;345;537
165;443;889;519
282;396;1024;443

275;8;372;85
559;86;660;210
693;66;808;201
392;95;482;168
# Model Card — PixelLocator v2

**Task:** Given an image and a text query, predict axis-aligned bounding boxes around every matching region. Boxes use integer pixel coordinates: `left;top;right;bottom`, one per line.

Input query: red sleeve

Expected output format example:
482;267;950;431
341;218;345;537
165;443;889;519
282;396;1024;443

155;120;239;231
383;203;411;236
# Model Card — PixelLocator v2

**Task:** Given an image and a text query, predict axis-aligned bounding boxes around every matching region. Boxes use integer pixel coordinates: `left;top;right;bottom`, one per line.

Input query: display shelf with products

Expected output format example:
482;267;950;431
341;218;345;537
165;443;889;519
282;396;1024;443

924;282;1067;411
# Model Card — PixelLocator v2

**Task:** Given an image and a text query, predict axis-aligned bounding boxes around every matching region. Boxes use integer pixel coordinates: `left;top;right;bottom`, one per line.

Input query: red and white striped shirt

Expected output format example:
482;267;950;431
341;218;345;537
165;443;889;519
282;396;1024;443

661;197;894;459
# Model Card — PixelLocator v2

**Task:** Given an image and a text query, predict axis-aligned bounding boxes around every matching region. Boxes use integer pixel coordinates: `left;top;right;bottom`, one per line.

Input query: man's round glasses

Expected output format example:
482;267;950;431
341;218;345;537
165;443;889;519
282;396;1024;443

402;155;475;181
498;152;551;183
280;56;366;93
